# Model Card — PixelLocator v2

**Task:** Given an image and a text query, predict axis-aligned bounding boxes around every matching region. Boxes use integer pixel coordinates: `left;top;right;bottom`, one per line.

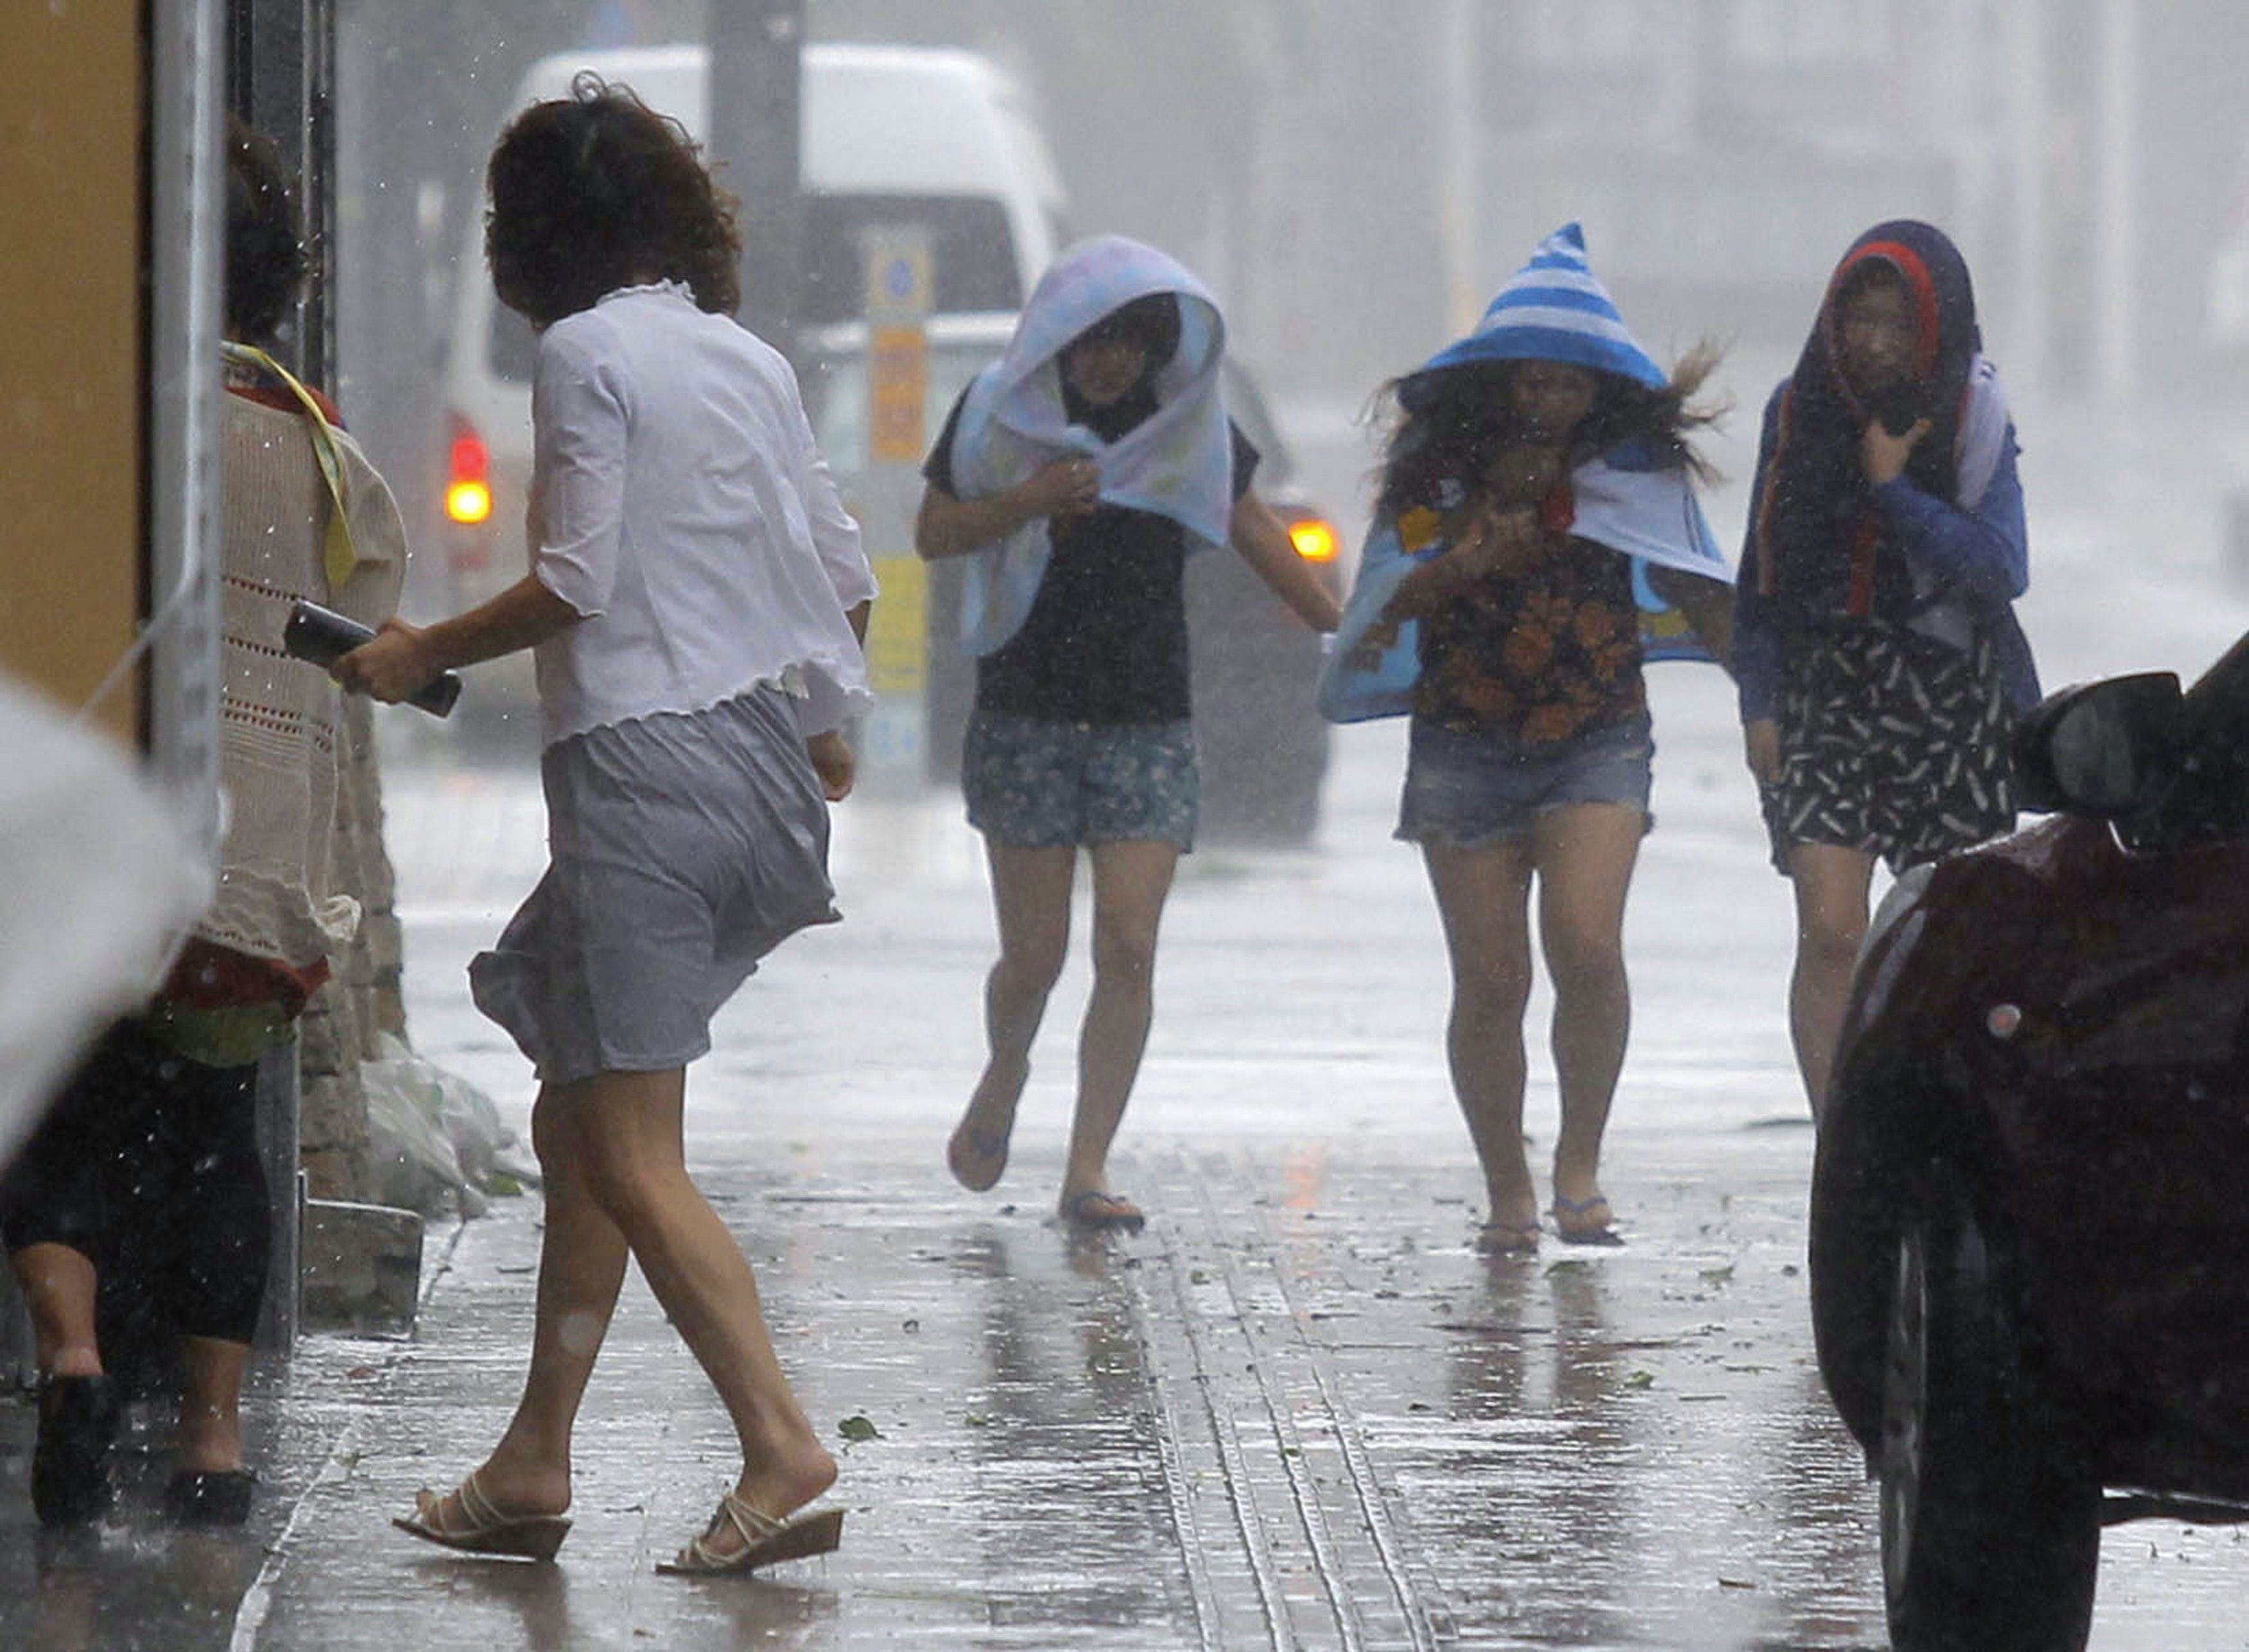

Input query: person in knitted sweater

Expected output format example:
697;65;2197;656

0;120;405;1528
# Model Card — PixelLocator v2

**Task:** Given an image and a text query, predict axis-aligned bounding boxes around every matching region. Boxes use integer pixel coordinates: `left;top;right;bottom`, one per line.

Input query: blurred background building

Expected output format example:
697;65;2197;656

336;0;2249;555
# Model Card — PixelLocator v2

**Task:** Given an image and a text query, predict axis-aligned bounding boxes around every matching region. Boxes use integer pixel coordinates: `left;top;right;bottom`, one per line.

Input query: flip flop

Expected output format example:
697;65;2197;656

1061;1189;1146;1234
1551;1193;1625;1247
946;1117;1013;1193
393;1470;572;1562
656;1493;846;1576
1475;1218;1543;1256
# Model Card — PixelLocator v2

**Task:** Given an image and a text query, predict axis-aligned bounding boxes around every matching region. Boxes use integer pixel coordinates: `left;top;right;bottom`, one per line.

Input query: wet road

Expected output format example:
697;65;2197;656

8;397;2249;1646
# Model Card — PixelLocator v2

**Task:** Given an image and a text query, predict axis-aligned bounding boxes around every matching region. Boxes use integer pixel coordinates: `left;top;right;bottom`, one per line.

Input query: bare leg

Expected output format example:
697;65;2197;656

437;1086;631;1522
10;1243;102;1378
1058;840;1179;1216
175;1337;252;1474
565;1070;835;1556
1531;803;1644;1211
418;1071;832;1553
1423;839;1540;1232
948;842;1075;1191
1785;843;1878;1120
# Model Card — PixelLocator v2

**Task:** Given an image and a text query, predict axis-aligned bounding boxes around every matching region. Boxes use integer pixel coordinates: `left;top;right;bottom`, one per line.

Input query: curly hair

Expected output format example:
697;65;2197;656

1374;344;1725;522
224;116;306;345
486;73;741;328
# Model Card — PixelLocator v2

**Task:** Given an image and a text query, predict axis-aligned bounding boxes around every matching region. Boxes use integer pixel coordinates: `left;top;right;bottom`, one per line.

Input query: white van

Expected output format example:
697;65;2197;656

432;42;1067;690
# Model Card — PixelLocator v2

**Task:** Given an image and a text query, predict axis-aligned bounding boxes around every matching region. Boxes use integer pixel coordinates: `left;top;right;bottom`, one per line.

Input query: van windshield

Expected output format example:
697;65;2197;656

800;195;1022;324
483;194;1021;385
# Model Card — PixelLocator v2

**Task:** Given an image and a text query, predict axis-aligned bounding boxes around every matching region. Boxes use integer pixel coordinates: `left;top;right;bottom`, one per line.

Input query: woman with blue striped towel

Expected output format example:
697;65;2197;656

1335;224;1730;1252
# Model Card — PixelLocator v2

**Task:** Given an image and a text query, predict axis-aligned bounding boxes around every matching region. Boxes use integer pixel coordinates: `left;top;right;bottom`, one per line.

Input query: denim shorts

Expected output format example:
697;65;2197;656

963;709;1198;849
1396;712;1654;847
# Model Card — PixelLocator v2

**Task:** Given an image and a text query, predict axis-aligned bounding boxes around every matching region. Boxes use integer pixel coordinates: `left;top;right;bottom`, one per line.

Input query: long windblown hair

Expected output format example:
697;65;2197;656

485;73;741;328
1373;344;1725;523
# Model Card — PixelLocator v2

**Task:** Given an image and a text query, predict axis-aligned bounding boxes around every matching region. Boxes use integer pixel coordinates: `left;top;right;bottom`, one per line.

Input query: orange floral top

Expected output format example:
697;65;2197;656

1409;486;1647;743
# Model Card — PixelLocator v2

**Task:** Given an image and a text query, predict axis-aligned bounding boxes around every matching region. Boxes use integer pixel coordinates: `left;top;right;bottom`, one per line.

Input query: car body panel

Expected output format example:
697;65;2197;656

1815;721;2249;1509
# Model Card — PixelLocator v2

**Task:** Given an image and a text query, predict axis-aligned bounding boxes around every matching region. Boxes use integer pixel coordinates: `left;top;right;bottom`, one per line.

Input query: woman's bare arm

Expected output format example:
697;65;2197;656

336;573;579;703
1382;503;1542;625
913;458;1099;560
1646;564;1736;674
1229;492;1342;632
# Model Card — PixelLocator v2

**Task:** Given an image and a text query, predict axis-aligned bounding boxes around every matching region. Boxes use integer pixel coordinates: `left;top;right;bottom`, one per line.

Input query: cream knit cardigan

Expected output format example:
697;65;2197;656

202;387;405;972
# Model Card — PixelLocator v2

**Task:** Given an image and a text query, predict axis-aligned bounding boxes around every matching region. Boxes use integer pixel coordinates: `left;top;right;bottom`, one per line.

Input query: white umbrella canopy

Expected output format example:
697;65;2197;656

0;673;209;1164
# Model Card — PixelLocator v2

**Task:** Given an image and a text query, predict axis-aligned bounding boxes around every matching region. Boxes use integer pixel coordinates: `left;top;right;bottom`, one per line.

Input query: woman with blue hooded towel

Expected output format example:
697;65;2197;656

1735;220;2037;1120
916;236;1340;1232
1328;224;1730;1251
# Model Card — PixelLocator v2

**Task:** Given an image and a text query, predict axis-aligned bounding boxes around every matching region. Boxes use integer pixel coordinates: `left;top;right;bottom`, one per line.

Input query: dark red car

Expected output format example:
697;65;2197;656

1810;637;2249;1652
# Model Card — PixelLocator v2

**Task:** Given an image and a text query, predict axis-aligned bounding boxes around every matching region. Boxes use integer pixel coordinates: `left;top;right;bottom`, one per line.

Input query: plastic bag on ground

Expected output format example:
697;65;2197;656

360;1032;535;1218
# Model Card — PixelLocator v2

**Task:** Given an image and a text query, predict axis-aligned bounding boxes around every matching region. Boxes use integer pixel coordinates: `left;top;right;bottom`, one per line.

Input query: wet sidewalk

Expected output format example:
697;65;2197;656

4;1101;1890;1651
12;1114;2248;1650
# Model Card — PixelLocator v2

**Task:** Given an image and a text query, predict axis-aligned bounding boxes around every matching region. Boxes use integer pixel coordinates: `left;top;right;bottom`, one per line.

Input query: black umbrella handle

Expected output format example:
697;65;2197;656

283;601;461;718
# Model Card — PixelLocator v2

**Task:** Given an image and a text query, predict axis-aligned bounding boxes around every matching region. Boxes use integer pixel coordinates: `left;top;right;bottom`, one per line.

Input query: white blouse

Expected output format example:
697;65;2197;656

528;283;876;744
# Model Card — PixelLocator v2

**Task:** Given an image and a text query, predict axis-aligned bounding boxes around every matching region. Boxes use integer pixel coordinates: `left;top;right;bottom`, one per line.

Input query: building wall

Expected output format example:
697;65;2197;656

1;7;145;745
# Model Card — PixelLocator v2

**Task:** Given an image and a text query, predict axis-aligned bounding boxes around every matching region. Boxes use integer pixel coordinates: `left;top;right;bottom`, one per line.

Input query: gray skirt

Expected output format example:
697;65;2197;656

469;686;839;1085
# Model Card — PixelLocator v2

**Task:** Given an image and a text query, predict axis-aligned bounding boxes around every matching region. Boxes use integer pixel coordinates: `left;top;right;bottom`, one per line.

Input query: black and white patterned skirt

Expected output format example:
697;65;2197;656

1758;623;2016;875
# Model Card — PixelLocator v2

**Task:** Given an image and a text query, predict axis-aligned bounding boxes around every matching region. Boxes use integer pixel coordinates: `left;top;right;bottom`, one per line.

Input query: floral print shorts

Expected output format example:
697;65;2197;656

963;709;1199;849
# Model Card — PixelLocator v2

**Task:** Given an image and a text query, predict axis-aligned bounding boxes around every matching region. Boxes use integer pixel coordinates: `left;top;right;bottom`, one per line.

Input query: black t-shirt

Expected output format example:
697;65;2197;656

923;387;1259;724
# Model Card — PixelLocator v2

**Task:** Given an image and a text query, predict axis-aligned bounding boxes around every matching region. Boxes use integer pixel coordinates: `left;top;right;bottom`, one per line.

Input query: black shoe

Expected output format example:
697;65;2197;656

164;1467;257;1527
30;1374;119;1527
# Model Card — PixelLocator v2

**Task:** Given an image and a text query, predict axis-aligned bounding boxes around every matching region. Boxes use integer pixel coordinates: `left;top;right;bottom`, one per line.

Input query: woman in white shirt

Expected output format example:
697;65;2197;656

342;76;869;1576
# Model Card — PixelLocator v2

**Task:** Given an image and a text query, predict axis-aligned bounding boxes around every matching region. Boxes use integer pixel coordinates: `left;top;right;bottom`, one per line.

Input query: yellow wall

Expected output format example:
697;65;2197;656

0;8;143;745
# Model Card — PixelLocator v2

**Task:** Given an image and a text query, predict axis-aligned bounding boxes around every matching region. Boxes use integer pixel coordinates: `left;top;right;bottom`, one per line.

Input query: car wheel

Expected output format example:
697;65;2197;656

1880;1164;2101;1652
